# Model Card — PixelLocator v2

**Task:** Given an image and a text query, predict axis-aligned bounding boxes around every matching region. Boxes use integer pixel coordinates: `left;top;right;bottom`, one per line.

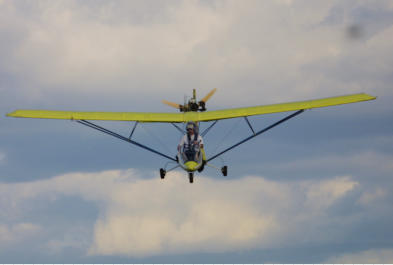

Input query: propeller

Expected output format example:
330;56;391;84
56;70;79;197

162;88;217;112
162;100;184;111
199;88;217;111
162;100;181;109
201;88;217;103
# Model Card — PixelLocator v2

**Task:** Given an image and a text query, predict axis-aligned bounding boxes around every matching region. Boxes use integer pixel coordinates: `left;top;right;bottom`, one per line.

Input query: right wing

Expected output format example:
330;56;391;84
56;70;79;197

196;93;376;122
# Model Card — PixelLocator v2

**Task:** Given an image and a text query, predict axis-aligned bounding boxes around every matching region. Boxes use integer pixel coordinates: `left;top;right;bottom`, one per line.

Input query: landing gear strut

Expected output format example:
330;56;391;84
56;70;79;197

160;168;166;179
221;166;227;176
189;172;194;183
198;160;206;172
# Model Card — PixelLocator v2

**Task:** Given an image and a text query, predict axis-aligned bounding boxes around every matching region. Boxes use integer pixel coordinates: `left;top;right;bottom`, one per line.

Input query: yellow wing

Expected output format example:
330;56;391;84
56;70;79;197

196;93;376;122
6;93;375;122
6;110;184;122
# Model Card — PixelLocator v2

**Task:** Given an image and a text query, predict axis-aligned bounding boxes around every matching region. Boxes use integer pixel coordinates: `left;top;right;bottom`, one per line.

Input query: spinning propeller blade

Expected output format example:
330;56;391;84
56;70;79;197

162;88;217;112
201;88;217;103
162;100;182;109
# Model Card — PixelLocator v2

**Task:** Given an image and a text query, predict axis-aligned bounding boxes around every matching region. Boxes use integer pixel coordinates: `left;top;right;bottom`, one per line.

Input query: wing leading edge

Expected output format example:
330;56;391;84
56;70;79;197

7;93;376;122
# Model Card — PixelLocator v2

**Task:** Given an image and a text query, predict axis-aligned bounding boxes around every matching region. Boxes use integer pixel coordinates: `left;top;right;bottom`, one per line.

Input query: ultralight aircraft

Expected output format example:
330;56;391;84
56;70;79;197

7;89;376;183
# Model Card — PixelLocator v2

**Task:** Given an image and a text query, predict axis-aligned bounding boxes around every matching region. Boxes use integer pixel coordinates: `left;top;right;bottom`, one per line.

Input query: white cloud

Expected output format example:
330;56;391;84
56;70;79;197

0;1;391;109
327;248;393;263
0;169;361;257
303;176;358;210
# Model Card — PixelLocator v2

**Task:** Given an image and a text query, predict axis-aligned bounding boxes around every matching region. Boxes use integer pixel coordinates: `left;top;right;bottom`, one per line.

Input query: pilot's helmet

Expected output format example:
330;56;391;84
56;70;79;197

186;122;198;133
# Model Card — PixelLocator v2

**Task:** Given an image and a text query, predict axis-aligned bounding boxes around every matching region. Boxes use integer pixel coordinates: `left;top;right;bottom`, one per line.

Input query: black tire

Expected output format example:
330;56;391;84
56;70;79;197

221;166;227;177
160;168;166;179
198;160;206;172
189;173;194;183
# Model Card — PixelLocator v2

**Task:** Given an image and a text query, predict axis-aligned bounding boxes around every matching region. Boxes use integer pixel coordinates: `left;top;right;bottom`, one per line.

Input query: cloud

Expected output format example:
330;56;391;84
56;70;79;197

263;151;393;176
0;1;391;110
327;248;393;263
0;1;228;99
358;187;386;206
0;151;5;163
0;223;41;246
0;169;363;257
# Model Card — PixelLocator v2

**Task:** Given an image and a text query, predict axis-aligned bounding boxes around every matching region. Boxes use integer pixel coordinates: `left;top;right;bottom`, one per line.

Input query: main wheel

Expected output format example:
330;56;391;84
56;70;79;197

198;160;206;172
189;173;194;183
221;166;228;177
160;168;166;179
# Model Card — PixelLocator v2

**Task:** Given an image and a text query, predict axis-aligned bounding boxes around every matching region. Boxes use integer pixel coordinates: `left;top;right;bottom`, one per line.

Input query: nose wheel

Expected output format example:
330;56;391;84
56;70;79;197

189;172;194;183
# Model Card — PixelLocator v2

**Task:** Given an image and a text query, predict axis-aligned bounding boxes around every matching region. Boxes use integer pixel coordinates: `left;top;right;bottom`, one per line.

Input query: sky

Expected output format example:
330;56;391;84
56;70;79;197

1;0;393;263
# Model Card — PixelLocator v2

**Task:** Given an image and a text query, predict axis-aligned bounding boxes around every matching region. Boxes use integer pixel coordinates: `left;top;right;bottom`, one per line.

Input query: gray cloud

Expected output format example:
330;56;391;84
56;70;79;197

327;248;393;263
0;150;5;163
0;223;41;247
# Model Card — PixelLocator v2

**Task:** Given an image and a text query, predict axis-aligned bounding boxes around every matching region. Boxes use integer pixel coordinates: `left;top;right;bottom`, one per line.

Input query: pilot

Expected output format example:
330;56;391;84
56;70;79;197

178;122;206;170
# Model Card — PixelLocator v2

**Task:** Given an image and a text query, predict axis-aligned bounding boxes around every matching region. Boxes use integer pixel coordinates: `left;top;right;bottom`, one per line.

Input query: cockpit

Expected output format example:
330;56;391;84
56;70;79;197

178;145;203;172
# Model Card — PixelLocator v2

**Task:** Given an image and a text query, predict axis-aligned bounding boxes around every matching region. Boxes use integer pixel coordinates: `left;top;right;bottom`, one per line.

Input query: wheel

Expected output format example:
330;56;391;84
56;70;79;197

160;168;166;179
189;173;194;183
221;166;227;177
198;160;206;172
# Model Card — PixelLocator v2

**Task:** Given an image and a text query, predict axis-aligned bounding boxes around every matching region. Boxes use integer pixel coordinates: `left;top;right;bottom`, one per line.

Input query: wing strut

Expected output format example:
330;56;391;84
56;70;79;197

201;120;218;137
171;123;185;134
244;117;256;135
207;110;304;162
77;120;176;162
129;121;138;139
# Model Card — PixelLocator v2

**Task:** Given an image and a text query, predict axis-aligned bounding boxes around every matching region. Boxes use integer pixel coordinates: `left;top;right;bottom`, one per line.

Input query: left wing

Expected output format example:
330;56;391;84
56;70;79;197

6;110;184;122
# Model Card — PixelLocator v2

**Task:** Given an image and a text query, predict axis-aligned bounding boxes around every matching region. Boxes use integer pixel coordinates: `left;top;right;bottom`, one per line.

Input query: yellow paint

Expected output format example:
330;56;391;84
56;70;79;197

201;148;206;161
184;161;198;171
196;93;376;121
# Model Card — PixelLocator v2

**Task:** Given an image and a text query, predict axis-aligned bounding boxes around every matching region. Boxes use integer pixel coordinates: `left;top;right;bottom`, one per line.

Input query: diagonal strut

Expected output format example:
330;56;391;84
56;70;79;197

207;110;304;162
77;120;176;161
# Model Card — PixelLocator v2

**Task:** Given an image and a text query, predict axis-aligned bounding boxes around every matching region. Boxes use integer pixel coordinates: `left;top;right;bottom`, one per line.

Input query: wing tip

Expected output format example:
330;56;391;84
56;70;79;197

6;111;17;117
361;93;377;101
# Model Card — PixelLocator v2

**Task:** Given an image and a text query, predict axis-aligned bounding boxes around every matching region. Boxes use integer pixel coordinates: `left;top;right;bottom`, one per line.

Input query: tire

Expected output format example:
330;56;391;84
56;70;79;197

221;166;227;177
160;168;166;179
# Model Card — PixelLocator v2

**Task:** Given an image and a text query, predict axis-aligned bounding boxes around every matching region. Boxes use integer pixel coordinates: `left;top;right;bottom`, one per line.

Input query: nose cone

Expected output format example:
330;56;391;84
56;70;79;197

184;161;198;172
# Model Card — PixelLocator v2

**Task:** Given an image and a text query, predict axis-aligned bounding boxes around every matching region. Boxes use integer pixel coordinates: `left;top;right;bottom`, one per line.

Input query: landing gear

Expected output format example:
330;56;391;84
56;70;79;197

189;172;194;183
221;166;228;176
198;160;206;172
160;168;166;179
